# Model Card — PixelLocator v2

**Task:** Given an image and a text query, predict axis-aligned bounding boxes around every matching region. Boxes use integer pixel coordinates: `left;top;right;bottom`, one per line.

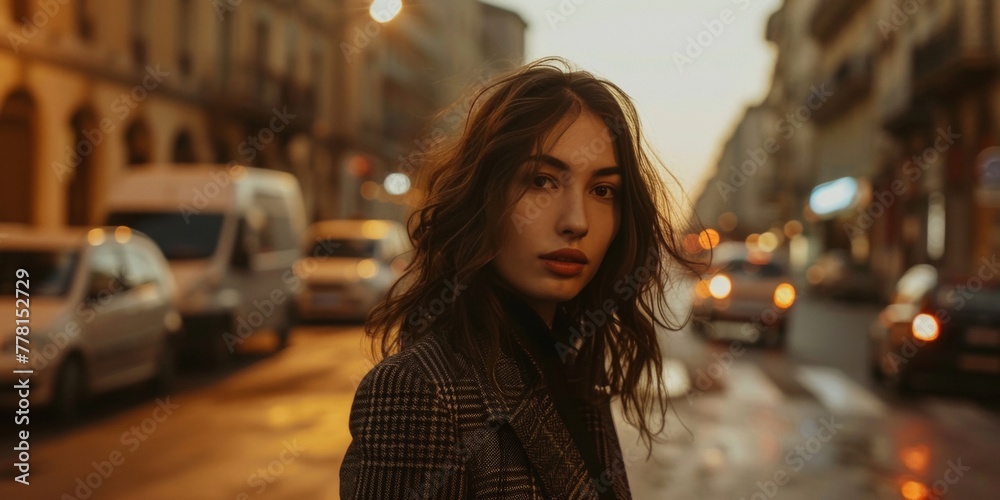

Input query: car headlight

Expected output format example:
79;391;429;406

773;283;796;308
912;313;940;341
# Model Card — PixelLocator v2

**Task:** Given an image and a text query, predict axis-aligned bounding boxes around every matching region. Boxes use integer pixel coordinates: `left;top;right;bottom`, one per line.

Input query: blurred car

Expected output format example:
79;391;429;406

102;164;307;365
0;224;182;419
869;264;1000;393
691;242;797;348
806;249;881;302
294;219;410;322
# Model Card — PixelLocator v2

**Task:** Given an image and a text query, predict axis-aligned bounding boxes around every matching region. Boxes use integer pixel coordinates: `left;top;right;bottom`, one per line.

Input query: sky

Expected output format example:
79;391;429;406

481;0;783;199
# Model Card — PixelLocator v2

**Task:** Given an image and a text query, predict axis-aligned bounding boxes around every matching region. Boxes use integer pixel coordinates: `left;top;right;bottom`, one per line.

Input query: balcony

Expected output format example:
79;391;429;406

912;0;998;95
810;53;874;124
809;0;870;44
203;63;314;129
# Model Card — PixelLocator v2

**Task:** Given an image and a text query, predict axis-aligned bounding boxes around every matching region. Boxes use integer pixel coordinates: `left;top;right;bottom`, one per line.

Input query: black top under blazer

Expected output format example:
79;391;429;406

339;292;633;499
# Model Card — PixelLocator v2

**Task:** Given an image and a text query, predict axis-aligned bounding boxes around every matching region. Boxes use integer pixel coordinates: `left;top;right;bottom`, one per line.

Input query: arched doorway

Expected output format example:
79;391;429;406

171;129;196;163
0;90;36;223
124;119;152;165
67;109;97;225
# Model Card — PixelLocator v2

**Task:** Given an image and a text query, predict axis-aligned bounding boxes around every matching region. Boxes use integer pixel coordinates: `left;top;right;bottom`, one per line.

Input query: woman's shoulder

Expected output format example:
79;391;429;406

356;328;471;396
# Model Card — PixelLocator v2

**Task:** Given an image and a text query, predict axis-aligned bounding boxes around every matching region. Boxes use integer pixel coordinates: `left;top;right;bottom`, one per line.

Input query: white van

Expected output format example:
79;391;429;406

102;165;307;366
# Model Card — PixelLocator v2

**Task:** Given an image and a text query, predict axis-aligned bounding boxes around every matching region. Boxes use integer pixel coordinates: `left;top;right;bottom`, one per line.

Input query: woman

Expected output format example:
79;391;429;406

340;57;705;499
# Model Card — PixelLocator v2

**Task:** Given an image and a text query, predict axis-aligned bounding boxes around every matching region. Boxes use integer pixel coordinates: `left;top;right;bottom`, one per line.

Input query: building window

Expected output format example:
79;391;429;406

0;90;36;223
171;130;196;163
11;0;28;24
178;0;193;76
125;120;152;165
310;40;324;108
75;0;93;41
283;25;300;106
254;17;271;100
132;0;148;67
218;11;233;88
68;109;97;225
213;138;232;163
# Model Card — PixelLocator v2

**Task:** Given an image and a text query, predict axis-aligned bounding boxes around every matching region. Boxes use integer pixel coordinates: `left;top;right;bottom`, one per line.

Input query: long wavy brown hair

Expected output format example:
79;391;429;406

365;57;709;455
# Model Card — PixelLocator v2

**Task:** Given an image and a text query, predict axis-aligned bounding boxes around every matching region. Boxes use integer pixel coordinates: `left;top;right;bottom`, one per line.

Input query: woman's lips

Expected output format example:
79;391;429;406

540;258;585;277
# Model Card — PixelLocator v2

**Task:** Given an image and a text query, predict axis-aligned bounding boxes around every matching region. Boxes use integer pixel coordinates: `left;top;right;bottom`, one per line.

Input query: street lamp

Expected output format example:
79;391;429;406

327;1;404;218
369;0;402;23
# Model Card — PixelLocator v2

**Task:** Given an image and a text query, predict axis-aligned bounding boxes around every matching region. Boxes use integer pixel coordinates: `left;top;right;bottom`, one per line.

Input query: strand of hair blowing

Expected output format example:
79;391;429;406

363;57;711;457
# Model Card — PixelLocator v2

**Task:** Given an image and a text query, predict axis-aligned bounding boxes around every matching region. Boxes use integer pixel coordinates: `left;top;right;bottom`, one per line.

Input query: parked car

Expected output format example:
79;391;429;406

869;264;1000;393
806;249;881;302
691;242;797;348
294;219;410;322
0;224;182;418
102;164;307;366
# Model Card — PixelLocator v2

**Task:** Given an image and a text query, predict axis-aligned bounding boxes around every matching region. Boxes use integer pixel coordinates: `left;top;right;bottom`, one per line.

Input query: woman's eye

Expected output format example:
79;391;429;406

532;175;556;189
593;185;617;199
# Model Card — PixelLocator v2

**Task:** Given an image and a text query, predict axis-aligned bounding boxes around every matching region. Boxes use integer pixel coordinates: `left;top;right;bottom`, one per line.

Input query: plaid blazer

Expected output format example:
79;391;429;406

339;327;633;499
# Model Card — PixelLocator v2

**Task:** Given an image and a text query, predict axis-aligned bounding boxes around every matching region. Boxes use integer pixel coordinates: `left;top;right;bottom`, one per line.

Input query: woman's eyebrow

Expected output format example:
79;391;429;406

528;154;621;177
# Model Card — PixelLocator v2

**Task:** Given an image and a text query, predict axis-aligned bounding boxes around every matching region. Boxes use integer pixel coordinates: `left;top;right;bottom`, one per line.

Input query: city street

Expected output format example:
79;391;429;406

3;295;999;500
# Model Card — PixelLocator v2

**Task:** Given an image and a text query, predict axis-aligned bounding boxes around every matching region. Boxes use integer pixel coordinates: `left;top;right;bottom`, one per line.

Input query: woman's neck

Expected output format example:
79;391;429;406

494;283;557;329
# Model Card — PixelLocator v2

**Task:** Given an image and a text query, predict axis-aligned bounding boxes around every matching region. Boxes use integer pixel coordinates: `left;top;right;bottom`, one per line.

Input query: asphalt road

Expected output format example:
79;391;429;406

2;294;998;499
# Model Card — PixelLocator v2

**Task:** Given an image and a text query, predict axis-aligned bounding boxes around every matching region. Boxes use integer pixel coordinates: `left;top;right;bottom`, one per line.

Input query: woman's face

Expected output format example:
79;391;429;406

493;109;622;321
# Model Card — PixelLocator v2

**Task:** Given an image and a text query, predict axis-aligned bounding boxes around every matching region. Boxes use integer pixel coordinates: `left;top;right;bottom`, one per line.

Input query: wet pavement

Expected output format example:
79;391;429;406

2;296;999;499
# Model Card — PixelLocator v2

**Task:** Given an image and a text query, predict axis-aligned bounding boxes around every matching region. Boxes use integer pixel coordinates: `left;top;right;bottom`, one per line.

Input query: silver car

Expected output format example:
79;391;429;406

691;242;797;348
0;224;182;419
294;220;410;322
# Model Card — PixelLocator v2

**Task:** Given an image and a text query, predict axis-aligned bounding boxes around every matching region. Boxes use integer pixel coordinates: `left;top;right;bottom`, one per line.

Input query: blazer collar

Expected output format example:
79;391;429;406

467;293;631;499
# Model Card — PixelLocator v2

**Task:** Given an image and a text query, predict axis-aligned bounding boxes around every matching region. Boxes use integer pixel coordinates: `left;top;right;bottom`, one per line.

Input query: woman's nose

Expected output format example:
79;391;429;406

557;191;589;238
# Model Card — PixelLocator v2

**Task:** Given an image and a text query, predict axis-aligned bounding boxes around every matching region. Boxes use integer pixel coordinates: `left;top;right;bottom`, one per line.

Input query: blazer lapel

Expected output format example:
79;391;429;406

588;395;633;499
471;343;599;499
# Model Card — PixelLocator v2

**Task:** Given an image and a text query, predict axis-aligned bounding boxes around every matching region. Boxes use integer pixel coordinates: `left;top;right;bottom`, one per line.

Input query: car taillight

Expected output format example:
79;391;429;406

912;313;940;341
773;283;796;308
709;275;732;299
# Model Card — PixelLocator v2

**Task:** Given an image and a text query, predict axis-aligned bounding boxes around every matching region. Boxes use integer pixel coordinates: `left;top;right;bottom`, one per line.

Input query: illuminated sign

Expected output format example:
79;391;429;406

809;177;859;218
